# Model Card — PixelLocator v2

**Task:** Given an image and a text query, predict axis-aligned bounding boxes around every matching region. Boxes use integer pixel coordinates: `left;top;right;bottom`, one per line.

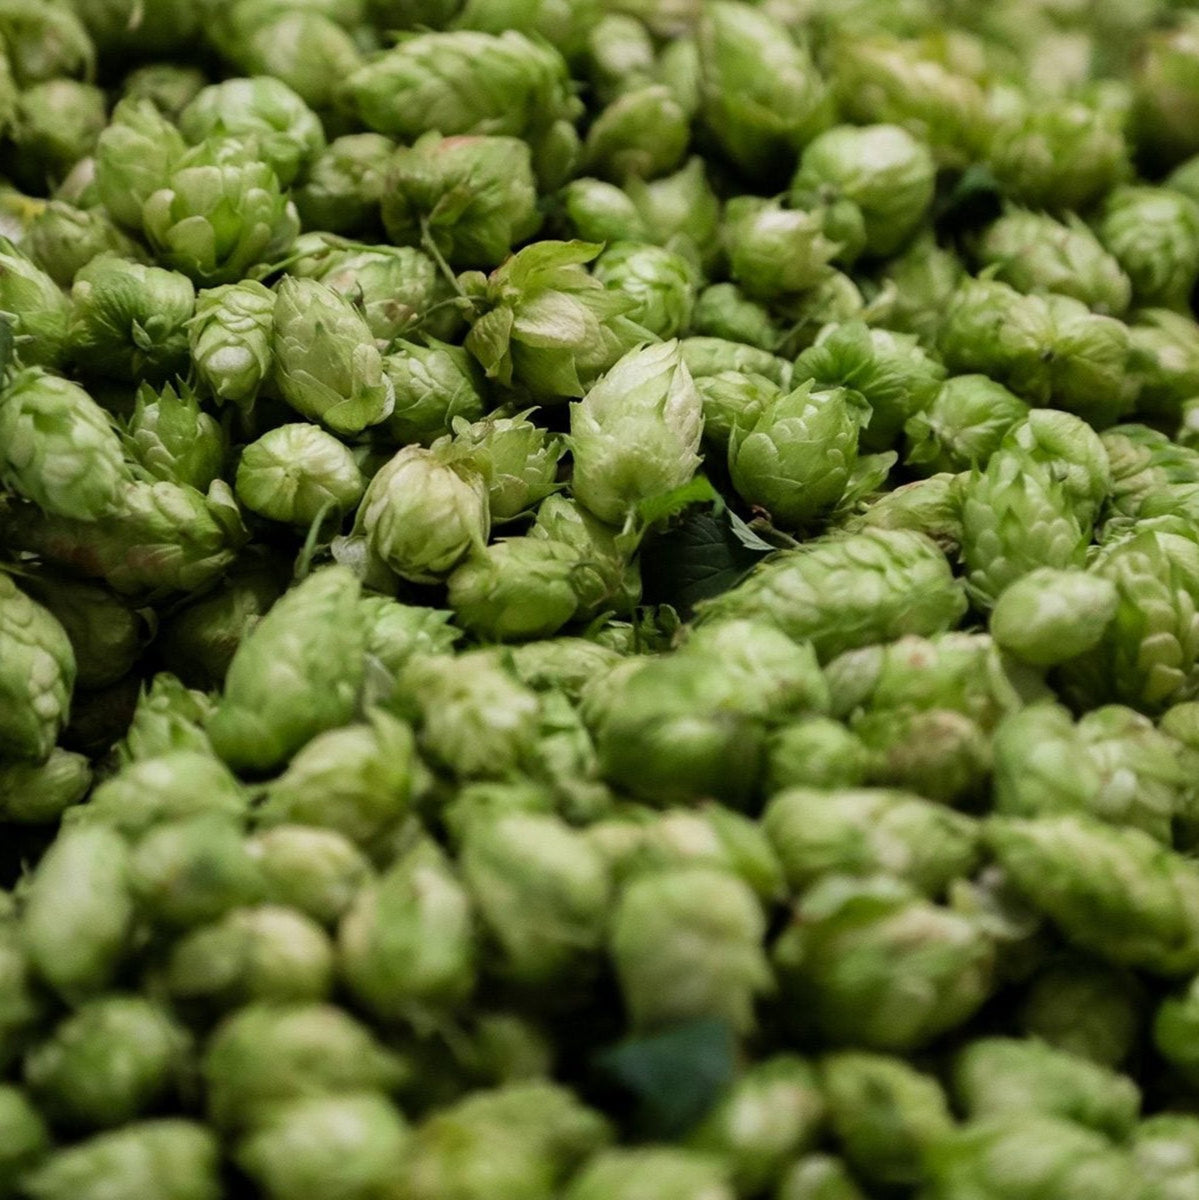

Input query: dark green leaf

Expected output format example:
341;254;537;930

636;474;721;527
639;505;772;617
593;1018;737;1139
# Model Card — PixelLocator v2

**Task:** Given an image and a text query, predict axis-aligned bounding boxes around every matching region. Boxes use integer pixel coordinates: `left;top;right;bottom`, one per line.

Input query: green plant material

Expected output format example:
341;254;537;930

22;1121;221;1200
206;566;366;773
950;1036;1140;1139
381;132;541;270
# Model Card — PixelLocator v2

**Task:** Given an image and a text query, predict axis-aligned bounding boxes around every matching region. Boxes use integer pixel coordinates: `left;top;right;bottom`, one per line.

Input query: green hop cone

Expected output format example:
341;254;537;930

922;1116;1142;1200
93;97;188;234
904;375;1029;475
776;1155;867;1200
960;453;1090;608
206;565;366;773
531;493;641;618
1039;294;1145;429
189;279;275;409
696;1;830;182
687;1056;825;1196
611;865;772;1034
355;444;489;584
399;650;542;780
831;36;989;168
360;597;462;700
235;1093;410;1200
584;13;656;105
987;814;1199;976
870;232;964;347
11;79;106;190
451;0;602;65
74;751;247;837
1132;1114;1199;1196
26;200;144;288
950;1036;1140;1140
820;1053;953;1187
582;85;689;184
591;621;828;808
1135;16;1199;170
694;370;780;455
722;196;839;301
729;381;867;530
1154;976;1199;1085
202;1002;404;1133
937;279;1058;403
1018;955;1141;1068
0;238;70;369
463;239;649;400
791;123;935;258
178;77;325;189
123;382;225;492
21;1120;222;1200
565;1148;734;1200
0;572;75;761
764;787;979;898
445;409;563;523
272;276;394;435
974;207;1132;316
0;2;93;89
397;1082;610;1200
0;1085;50;1199
1099;184;1199;312
24;995;190;1131
68;255;195;384
2;479;246;599
794;321;946;453
987;93;1130;212
207;6;363;113
383;339;487;446
120;64;206;120
380;132;541;270
593;241;696;340
696;529;966;662
1002;409;1112;527
0;749;91;824
21;825;134;1003
142;144;299;287
1059;528;1199;714
338;838;476;1026
765;718;872;794
249;826;372;928
560;177;650;245
293;133;394;236
448;539;580;642
257;709;420;851
0;367;126;520
990;568;1119;666
1129;309;1199;424
627;155;723;270
236;423;364;527
129;815;265;929
775;874;995;1051
569;339;703;526
1103;423;1199;521
461;813;611;985
155;560;285;690
117;672;215;763
845;474;965;555
689;283;778;352
339;30;582;188
165;904;335;1008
